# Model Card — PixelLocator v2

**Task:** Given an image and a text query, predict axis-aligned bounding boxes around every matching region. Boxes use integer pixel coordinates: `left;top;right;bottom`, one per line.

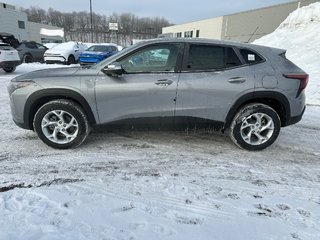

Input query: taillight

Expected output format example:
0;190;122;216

284;74;309;90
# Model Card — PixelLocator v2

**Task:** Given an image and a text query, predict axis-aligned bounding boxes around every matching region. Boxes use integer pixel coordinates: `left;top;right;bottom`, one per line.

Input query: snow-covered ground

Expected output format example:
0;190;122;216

254;2;320;105
0;3;320;239
0;61;320;239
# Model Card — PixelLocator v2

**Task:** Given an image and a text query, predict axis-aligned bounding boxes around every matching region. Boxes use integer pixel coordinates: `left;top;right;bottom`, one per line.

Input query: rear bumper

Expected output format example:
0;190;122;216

0;60;21;68
285;105;306;127
13;119;30;130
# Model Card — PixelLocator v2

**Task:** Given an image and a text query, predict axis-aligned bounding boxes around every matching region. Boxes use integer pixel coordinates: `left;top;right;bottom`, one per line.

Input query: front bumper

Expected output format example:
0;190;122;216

44;56;67;64
8;81;42;130
79;57;102;66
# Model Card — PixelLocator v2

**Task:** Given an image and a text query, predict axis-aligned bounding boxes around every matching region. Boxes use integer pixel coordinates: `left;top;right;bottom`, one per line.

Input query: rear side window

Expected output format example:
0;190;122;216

25;42;37;49
186;44;242;71
240;49;264;64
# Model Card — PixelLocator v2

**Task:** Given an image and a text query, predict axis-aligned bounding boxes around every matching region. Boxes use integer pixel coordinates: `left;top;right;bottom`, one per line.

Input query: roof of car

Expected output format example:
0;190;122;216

138;38;254;47
134;37;285;55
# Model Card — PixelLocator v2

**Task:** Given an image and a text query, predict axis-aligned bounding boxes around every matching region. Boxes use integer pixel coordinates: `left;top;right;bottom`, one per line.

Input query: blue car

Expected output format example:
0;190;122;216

79;44;118;66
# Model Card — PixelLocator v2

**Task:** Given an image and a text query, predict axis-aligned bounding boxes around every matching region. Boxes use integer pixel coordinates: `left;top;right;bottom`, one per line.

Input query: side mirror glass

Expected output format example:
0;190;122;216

102;62;123;77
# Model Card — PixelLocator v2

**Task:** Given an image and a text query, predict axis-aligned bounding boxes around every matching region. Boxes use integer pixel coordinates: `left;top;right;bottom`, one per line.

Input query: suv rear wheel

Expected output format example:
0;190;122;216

229;103;281;151
22;54;33;63
33;99;90;149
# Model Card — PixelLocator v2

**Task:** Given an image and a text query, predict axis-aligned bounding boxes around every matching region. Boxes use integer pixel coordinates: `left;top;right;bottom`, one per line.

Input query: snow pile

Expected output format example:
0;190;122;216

12;63;79;75
254;2;320;105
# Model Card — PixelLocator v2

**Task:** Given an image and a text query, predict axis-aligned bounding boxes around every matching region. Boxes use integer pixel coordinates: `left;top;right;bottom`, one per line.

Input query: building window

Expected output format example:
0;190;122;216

18;20;25;29
175;32;182;38
184;31;193;38
196;30;200;38
3;3;7;8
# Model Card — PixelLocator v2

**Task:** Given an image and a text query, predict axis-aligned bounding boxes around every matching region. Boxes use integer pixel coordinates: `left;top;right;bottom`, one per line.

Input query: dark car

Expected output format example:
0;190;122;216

0;33;20;48
79;44;118;66
16;42;48;63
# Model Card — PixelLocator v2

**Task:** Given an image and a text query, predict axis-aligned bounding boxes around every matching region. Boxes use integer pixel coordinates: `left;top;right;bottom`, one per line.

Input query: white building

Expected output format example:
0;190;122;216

162;0;318;43
0;2;64;43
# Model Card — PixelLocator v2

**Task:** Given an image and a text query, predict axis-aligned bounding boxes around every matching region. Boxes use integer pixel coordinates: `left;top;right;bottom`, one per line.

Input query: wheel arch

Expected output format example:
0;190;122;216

24;88;97;130
23;52;32;57
224;91;291;129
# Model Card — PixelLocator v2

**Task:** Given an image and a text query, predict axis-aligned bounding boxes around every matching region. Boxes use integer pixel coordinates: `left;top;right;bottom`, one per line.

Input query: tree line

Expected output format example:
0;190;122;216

22;7;172;46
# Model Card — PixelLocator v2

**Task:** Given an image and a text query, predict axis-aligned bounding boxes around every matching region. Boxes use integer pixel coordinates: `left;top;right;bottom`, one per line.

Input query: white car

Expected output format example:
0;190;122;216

44;41;88;64
0;43;21;73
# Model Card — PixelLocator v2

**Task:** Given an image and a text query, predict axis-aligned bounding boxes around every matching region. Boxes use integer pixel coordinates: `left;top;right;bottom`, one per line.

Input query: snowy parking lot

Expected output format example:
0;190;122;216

0;63;319;239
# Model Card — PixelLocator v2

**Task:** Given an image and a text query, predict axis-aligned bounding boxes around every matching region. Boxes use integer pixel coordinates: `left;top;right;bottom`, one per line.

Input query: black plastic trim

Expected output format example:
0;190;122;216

23;88;97;130
224;91;292;129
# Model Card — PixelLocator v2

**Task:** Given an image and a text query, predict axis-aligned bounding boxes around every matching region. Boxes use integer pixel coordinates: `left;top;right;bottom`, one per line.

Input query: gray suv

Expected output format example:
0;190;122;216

8;39;308;150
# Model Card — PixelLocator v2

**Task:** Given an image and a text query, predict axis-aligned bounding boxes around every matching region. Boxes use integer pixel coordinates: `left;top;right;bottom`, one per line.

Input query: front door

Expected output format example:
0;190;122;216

95;43;183;125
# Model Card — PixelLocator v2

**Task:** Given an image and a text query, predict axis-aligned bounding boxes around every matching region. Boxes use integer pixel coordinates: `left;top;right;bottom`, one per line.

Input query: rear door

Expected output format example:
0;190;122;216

175;43;255;123
95;43;183;125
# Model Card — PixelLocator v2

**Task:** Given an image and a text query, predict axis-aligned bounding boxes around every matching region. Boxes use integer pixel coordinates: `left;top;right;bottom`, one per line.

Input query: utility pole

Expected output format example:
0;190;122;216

90;0;93;42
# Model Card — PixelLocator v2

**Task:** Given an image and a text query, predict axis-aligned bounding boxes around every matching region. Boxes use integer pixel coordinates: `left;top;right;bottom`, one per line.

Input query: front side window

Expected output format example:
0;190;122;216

119;44;180;73
186;44;242;71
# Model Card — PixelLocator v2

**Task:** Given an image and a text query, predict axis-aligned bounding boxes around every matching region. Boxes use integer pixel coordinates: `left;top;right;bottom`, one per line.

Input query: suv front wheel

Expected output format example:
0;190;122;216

229;103;281;151
33;99;90;149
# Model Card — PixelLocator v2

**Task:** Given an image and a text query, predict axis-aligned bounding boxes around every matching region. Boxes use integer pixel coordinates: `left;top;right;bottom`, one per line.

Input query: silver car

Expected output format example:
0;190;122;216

8;38;308;150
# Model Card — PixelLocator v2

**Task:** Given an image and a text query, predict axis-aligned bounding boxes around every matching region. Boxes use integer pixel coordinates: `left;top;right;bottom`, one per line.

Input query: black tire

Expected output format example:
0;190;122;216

33;99;90;149
3;66;16;73
22;54;33;63
67;55;76;65
229;103;281;151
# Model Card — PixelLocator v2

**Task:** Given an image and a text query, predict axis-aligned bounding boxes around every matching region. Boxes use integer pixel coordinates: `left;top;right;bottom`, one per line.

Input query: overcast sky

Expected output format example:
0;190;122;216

5;0;294;24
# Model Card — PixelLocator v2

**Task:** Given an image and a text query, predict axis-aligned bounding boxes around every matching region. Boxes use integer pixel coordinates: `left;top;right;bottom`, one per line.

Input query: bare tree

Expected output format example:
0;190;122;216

22;7;171;45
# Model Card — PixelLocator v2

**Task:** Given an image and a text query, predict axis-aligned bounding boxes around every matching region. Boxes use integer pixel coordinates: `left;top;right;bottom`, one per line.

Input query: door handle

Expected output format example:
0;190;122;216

228;77;246;84
155;79;173;86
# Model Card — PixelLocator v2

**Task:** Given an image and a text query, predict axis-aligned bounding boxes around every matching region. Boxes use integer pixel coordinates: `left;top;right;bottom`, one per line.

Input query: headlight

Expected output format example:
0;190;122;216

7;79;35;95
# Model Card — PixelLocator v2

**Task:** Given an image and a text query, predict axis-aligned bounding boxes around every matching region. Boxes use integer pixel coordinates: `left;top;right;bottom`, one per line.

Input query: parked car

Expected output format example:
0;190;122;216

44;41;87;64
0;43;21;73
16;41;48;63
0;33;20;48
8;38;308;150
79;44;118;66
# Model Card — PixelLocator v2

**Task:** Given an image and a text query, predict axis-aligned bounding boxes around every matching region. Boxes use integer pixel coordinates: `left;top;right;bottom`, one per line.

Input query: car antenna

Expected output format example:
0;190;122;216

247;26;259;43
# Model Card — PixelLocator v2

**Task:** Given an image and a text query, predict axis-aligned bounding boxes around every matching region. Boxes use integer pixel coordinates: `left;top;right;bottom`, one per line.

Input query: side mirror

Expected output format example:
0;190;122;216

102;62;123;77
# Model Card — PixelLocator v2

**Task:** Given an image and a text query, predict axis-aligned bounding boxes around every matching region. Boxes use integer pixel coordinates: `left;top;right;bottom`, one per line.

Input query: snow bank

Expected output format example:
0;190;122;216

254;2;320;105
